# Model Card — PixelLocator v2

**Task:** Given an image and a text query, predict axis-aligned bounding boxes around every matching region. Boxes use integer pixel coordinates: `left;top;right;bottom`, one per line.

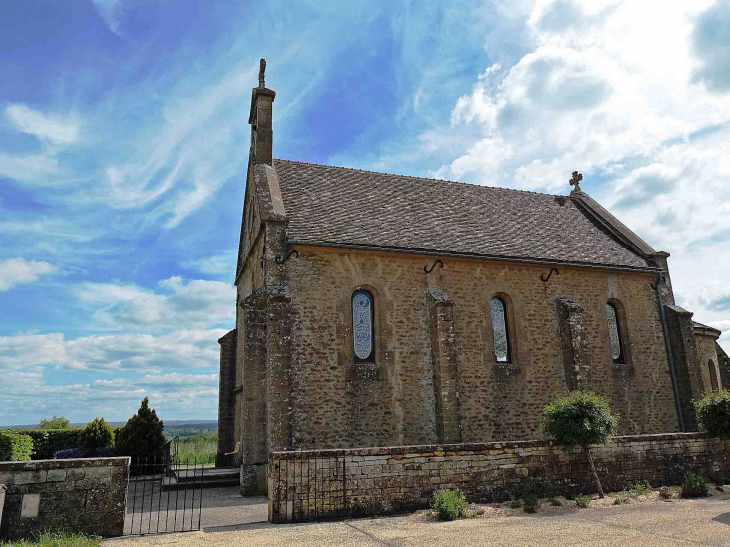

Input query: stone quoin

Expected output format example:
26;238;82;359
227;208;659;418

217;59;725;496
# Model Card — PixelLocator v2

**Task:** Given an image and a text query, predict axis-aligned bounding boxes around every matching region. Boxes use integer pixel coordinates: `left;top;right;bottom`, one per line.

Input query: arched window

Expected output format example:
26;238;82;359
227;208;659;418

352;290;375;362
709;360;719;392
490;297;511;363
606;302;625;364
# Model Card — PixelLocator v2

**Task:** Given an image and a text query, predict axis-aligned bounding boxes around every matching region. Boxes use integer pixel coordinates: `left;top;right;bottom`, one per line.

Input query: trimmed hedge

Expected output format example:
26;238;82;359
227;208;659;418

0;429;83;460
0;432;34;461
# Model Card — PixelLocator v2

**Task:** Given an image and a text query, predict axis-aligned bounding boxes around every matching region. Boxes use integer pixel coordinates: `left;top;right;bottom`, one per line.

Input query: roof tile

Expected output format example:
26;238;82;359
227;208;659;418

273;159;652;270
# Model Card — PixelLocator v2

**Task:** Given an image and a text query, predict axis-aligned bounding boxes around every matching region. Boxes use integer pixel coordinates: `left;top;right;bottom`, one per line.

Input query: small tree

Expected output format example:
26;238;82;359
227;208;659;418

542;391;619;498
81;417;115;449
115;397;166;463
694;389;730;438
38;416;71;430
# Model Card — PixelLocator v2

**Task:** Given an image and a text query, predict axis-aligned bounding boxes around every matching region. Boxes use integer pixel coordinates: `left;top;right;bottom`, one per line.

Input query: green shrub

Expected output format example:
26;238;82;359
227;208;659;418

508;499;523;509
115;397;166;463
542;391;619;498
0;432;34;461
523;494;540;514
0;429;83;460
694;389;730;438
627;481;652;497
682;472;709;498
431;489;469;521
613;493;630;505
38;416;71;430
81;418;114;449
575;495;591;508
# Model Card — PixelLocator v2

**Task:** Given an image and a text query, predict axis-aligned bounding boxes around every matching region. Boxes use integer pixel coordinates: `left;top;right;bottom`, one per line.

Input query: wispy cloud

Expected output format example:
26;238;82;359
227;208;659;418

0;153;61;183
0;328;227;372
0;258;58;291
5;104;81;145
183;251;237;277
77;277;234;331
91;0;125;36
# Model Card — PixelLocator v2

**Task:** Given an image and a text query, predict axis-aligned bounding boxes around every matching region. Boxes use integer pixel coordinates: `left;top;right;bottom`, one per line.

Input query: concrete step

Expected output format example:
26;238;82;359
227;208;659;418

162;467;239;490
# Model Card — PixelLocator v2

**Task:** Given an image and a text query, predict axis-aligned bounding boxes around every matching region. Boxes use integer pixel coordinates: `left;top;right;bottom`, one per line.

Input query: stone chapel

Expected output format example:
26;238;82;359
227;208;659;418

216;60;725;494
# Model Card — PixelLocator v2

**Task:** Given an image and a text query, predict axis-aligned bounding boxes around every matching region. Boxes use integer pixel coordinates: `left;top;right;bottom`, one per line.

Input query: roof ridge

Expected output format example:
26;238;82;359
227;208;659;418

273;158;568;199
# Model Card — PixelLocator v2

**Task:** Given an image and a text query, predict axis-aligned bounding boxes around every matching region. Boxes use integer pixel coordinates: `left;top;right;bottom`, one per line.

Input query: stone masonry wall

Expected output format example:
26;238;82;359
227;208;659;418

0;457;129;539
282;246;678;450
269;433;729;523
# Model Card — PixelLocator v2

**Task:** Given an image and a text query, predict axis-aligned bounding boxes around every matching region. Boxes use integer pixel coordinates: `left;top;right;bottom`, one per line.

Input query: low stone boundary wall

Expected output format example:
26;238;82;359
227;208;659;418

0;457;129;539
268;433;730;523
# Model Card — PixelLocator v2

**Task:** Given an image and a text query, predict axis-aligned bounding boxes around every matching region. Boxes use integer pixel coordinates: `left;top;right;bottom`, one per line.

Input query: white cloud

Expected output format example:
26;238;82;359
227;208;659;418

183;251;237;277
78;277;234;330
6;104;81;145
0;258;58;291
91;0;125;36
0;152;61;183
0;328;228;372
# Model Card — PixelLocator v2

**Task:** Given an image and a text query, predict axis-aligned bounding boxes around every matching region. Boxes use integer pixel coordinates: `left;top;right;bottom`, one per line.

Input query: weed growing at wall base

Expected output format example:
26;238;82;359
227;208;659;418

682;472;709;498
432;489;469;521
0;532;101;547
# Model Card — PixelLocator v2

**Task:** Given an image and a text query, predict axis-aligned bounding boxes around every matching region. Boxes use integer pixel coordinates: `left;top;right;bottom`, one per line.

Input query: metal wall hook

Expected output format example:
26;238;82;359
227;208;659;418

275;249;299;264
540;267;559;282
424;259;444;273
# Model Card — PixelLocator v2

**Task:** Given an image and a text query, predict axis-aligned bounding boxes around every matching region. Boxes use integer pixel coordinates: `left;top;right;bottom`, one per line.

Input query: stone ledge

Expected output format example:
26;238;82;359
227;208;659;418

270;432;707;460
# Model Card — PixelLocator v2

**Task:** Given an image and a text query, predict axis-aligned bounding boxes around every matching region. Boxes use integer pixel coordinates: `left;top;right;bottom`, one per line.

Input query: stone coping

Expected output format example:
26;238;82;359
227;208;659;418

0;456;130;471
270;432;709;460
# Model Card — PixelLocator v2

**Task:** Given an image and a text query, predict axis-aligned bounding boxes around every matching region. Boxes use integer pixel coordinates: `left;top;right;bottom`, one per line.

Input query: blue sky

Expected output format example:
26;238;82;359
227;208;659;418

2;0;730;426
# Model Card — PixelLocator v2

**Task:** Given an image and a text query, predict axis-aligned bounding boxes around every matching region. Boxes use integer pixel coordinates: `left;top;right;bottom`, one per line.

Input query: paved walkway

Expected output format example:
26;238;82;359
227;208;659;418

108;497;730;547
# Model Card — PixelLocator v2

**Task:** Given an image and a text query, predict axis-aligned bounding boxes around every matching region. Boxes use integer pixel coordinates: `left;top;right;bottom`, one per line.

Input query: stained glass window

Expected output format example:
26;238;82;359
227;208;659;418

709;360;719;391
352;290;374;362
490;297;510;363
606;303;624;363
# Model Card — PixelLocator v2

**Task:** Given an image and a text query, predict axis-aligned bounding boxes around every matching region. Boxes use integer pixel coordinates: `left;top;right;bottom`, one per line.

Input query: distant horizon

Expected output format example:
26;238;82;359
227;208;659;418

0;418;218;429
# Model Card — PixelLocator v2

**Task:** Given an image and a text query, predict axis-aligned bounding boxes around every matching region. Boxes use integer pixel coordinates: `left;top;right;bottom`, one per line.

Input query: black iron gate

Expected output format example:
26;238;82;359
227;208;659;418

124;439;204;535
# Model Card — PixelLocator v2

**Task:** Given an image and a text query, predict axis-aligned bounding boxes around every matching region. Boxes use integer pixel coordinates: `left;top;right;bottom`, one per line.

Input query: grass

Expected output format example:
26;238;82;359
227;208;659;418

0;533;101;547
177;433;217;465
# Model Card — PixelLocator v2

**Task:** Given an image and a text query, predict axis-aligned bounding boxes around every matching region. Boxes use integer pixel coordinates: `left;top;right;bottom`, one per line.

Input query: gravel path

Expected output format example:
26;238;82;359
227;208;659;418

106;494;730;547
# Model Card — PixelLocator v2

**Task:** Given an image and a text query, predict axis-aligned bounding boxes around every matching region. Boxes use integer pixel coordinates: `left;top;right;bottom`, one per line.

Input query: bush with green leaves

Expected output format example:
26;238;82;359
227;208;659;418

682;472;709;498
613;493;630;505
627;481;652;497
522;494;540;514
115;397;166;463
38;416;71;430
1;429;82;460
542;391;619;498
81;417;114;449
0;432;34;461
694;389;730;438
575;495;591;508
431;489;469;521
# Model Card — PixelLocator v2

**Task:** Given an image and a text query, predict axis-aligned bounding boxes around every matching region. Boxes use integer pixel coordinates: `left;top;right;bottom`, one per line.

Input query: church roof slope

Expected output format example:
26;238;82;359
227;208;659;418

273;159;655;271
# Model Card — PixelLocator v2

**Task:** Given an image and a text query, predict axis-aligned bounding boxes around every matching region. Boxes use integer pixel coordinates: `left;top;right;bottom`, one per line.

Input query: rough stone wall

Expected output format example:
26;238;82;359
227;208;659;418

0;457;129;539
695;333;721;393
216;329;237;467
665;305;701;430
269;433;729;523
717;342;730;390
282;246;678;450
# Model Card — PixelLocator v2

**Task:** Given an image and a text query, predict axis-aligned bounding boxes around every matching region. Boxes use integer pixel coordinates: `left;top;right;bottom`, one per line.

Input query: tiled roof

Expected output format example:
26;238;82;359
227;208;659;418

273;159;653;270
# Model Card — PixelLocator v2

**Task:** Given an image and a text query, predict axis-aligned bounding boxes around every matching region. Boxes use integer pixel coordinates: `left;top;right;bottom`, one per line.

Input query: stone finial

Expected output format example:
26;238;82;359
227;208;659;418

569;171;583;193
258;58;266;88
